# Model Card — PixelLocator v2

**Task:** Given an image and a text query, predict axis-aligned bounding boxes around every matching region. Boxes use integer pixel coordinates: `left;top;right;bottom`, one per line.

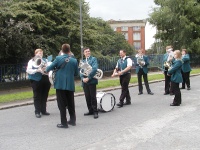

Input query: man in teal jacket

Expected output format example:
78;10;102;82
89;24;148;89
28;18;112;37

135;49;154;95
181;49;191;90
46;44;79;128
168;50;183;106
80;48;99;119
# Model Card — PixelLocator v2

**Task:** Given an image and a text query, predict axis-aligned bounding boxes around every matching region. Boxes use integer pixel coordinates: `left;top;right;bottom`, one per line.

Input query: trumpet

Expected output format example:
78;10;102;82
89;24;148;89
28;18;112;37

79;61;103;79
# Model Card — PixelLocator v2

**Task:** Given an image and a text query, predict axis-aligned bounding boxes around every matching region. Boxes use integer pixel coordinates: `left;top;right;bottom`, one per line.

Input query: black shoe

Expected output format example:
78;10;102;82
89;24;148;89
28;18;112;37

187;87;191;90
57;124;68;128
124;101;131;105
35;113;41;118
42;112;50;115
116;102;123;107
164;92;169;95
148;92;154;95
67;120;76;126
84;112;93;116
138;92;143;95
170;103;180;106
94;112;98;119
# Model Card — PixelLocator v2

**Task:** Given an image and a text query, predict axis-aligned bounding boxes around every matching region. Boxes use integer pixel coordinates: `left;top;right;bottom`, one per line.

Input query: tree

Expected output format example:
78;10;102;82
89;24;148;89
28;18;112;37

149;0;200;53
0;0;133;64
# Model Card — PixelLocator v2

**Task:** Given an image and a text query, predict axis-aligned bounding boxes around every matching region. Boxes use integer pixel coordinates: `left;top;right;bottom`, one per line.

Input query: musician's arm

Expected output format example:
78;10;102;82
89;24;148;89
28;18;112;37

87;57;98;80
46;57;58;72
167;61;182;75
182;54;190;62
26;59;40;74
121;66;132;74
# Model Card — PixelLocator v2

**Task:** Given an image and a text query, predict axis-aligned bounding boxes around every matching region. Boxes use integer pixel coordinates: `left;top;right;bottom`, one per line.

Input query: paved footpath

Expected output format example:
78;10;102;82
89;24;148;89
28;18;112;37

0;75;200;150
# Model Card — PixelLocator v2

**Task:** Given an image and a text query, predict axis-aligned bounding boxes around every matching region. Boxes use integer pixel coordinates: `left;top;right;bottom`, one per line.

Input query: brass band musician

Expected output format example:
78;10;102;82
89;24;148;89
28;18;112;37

135;49;154;95
26;49;51;118
111;50;132;107
162;46;174;95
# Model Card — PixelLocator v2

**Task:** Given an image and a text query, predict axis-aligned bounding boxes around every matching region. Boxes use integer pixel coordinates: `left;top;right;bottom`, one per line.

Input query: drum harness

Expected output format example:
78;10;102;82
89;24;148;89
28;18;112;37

50;56;71;84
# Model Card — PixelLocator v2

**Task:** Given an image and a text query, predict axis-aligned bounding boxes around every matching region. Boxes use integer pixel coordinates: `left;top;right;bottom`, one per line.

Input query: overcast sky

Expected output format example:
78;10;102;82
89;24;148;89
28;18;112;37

84;0;157;49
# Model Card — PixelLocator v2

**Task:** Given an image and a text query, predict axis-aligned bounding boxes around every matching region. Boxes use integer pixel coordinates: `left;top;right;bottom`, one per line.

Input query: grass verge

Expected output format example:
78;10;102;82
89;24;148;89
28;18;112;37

0;69;200;103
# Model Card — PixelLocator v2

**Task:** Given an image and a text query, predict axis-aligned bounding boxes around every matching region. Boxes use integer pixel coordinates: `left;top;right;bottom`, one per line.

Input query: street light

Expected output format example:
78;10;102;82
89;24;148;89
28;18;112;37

79;0;83;60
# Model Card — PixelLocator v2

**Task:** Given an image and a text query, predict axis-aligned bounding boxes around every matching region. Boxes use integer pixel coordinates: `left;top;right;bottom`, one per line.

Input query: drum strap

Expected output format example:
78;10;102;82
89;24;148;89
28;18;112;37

54;56;71;71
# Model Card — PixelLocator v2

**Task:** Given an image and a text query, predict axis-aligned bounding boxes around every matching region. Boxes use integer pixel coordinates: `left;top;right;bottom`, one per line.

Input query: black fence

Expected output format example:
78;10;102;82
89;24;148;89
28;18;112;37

0;63;27;83
0;54;200;88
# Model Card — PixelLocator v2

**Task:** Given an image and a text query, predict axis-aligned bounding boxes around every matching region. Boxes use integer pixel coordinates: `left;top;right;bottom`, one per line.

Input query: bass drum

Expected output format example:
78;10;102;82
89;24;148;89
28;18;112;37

96;92;116;112
48;70;56;85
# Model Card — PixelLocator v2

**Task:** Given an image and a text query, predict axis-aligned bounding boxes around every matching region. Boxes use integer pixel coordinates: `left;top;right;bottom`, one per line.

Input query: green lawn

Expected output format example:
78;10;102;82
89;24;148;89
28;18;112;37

0;69;200;103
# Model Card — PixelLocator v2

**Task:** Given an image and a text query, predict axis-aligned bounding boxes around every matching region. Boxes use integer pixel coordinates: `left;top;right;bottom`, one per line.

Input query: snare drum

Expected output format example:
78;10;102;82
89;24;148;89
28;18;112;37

96;92;116;112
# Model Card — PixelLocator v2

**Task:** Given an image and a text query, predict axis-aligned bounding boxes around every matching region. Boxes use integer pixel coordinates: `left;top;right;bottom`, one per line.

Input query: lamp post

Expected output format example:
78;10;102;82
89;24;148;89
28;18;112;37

79;0;83;60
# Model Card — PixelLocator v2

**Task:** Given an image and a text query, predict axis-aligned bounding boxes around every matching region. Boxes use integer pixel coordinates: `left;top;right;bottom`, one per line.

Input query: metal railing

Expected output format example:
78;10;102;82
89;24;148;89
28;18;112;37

0;63;27;82
0;54;199;83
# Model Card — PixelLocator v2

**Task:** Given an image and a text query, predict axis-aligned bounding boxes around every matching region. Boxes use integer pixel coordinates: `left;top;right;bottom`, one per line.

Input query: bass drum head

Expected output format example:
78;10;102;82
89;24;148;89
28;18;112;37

100;93;115;112
48;70;55;85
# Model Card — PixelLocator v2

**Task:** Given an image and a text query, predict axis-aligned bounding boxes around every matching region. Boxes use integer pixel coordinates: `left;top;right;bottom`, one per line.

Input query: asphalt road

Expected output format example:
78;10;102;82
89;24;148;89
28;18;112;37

0;76;200;150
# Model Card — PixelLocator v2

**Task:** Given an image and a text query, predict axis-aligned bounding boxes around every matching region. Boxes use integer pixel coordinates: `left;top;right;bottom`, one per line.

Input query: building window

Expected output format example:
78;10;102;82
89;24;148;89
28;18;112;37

121;26;128;31
133;42;141;50
122;32;128;40
133;26;141;31
133;32;141;40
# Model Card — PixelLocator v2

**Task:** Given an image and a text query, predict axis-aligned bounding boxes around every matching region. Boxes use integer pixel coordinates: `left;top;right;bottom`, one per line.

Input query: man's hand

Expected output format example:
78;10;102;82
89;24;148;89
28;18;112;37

118;71;123;76
37;68;43;73
83;77;89;83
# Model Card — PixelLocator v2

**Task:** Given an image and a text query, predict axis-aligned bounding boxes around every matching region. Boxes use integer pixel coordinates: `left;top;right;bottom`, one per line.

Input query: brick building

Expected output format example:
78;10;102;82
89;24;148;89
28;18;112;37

108;19;146;51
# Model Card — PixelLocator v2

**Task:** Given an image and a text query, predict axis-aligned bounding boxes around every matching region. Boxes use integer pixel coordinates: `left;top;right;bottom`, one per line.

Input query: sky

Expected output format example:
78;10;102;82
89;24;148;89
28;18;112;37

84;0;157;49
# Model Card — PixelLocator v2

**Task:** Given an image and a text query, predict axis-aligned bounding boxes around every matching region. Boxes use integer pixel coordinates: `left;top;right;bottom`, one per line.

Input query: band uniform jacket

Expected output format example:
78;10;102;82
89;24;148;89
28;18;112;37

162;53;168;71
27;58;48;81
168;59;183;83
182;54;191;73
135;55;149;74
80;56;98;85
46;54;79;91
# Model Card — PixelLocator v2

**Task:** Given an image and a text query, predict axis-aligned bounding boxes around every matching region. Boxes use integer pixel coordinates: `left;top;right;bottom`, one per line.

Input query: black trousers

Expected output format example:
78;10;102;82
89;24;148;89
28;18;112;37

83;83;98;113
181;70;190;88
171;82;182;105
164;70;172;94
56;89;76;125
137;68;151;93
119;73;131;103
30;75;51;114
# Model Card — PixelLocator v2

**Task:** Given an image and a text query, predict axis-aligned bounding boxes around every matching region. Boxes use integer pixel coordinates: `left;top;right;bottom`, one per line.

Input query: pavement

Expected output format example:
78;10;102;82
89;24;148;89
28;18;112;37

1;73;200;150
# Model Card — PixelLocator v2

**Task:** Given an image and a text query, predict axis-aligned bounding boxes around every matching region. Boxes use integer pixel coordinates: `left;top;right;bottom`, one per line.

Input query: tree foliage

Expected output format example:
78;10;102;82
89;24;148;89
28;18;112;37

149;0;200;53
0;0;132;64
